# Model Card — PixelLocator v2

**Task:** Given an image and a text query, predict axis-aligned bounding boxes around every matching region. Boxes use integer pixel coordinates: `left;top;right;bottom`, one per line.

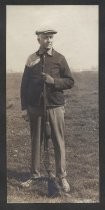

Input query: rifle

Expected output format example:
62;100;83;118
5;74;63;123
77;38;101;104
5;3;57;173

41;54;62;197
41;54;51;175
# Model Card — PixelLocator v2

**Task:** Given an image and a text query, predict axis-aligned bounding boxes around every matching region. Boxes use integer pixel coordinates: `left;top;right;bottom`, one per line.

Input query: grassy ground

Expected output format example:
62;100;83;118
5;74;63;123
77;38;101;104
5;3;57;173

6;71;99;203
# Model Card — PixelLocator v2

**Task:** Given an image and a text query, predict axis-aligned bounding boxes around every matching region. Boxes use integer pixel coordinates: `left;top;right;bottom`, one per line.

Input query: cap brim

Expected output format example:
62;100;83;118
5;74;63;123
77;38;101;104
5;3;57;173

36;30;57;35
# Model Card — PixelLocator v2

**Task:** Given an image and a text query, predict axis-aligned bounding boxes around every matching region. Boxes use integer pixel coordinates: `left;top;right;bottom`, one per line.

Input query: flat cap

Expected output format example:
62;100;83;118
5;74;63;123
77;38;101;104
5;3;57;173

35;27;57;35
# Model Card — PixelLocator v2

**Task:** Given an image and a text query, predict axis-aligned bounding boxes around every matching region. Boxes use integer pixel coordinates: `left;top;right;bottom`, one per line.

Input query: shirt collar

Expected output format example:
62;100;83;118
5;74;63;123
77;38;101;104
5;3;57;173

36;47;53;56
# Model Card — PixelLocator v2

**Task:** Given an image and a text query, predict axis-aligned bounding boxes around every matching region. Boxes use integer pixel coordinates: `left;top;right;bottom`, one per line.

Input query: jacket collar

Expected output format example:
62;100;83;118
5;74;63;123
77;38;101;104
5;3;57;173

36;47;54;56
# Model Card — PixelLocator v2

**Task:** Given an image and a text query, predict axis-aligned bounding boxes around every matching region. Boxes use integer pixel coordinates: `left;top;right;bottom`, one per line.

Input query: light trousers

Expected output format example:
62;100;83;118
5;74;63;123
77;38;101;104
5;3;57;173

28;106;67;178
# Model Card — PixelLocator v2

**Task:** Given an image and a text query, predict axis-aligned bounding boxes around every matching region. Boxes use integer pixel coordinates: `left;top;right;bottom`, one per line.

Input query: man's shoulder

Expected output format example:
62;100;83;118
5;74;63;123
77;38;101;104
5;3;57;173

26;52;40;67
28;52;37;60
53;50;65;60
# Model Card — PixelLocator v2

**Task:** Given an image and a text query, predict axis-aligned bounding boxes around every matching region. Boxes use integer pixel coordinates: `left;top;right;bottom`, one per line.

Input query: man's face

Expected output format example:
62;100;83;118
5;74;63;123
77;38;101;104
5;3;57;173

38;33;54;49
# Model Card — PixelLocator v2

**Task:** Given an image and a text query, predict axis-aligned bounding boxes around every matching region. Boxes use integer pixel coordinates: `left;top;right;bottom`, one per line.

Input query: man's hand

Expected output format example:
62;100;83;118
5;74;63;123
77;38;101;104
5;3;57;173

22;110;29;121
41;73;54;85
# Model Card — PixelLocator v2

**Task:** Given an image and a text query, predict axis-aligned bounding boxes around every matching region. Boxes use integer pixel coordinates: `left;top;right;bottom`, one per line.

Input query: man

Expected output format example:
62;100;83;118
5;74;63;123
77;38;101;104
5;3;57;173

21;28;74;193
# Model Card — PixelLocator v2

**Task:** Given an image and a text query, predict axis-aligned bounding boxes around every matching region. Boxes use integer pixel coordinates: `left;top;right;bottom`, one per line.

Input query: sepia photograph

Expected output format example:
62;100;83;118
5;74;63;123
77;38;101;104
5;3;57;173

6;5;99;203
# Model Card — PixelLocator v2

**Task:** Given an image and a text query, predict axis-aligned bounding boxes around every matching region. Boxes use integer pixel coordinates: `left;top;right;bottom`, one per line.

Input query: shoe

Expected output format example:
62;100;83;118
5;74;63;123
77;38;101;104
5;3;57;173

59;178;70;193
21;174;41;187
20;178;33;187
31;173;41;180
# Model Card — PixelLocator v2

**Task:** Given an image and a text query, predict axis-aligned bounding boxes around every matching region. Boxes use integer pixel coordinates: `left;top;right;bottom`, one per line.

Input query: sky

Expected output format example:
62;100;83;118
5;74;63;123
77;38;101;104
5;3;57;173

6;5;98;72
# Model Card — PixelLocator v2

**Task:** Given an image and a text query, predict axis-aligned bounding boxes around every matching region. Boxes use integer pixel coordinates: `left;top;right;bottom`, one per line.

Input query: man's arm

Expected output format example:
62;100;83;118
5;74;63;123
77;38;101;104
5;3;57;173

54;56;74;90
41;56;74;90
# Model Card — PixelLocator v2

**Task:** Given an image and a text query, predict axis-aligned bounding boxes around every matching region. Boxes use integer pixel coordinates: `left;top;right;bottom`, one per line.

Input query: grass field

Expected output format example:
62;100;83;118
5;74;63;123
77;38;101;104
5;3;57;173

6;71;99;203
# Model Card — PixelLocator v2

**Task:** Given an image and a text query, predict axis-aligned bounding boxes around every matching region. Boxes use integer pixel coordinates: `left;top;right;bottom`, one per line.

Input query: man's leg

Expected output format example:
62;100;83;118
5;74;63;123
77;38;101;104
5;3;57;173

49;106;70;192
30;115;41;177
49;106;66;178
21;106;43;187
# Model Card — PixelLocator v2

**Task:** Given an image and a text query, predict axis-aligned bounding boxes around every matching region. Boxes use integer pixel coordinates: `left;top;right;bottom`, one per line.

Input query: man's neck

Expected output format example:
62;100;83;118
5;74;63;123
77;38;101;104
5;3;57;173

38;47;53;55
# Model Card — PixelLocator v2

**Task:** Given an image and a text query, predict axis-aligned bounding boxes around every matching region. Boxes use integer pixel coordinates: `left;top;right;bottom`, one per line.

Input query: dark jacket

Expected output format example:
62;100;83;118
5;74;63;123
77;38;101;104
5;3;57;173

21;49;74;110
